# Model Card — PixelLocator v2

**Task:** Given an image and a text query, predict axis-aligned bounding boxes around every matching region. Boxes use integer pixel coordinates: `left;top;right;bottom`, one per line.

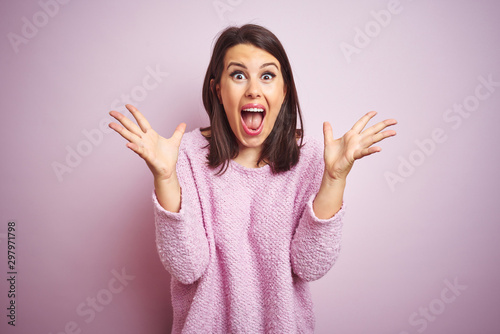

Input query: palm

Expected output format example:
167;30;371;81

133;127;182;180
323;111;397;181
109;104;186;181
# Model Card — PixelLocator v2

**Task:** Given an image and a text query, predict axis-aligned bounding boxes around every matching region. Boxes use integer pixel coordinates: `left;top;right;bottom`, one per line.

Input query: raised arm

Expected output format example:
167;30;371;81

313;111;397;219
291;112;397;281
109;104;209;284
109;104;186;212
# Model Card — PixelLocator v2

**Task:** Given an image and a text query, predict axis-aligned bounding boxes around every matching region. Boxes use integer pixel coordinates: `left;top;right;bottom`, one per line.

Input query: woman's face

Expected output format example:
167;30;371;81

216;43;286;152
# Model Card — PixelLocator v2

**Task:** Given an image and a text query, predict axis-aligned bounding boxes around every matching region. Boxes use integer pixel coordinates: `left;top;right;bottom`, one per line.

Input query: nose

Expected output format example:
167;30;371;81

245;78;261;99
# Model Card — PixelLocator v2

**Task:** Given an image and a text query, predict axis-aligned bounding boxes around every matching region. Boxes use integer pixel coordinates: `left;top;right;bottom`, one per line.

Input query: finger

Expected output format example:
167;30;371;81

109;110;144;138
170;123;187;146
108;121;140;144
370;129;397;145
125;104;152;133
356;146;382;160
351;111;377;133
126;141;146;158
323;121;334;145
361;118;397;136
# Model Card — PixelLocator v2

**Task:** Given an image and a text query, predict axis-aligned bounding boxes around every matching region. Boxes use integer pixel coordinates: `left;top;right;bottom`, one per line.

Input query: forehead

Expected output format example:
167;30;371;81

223;44;281;70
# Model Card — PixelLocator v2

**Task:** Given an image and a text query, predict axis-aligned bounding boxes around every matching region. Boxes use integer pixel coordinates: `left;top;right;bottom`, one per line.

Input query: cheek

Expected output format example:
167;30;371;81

221;85;240;108
268;89;285;111
266;81;285;101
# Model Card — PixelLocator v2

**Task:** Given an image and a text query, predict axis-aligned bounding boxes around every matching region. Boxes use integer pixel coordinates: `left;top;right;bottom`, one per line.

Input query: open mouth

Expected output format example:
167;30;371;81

240;104;266;136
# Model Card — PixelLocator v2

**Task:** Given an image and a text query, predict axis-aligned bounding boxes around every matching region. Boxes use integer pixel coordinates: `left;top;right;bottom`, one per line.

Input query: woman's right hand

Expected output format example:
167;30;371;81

109;104;186;182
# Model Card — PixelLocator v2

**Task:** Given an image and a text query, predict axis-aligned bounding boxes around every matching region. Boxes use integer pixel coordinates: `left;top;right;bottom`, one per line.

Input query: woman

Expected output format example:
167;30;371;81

109;24;396;333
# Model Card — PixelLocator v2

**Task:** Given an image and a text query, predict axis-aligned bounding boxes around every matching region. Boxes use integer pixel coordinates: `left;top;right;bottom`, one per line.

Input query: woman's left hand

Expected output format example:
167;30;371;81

323;111;397;182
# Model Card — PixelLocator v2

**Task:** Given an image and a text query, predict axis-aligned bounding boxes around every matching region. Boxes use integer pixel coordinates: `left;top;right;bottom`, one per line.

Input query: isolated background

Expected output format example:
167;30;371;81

1;0;499;333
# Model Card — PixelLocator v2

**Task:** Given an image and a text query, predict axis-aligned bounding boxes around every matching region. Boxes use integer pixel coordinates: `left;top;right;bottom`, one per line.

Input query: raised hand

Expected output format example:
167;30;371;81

322;111;397;181
108;104;186;182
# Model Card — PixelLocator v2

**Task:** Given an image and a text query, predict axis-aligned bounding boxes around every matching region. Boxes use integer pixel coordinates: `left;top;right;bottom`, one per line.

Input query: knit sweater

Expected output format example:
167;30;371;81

152;128;345;333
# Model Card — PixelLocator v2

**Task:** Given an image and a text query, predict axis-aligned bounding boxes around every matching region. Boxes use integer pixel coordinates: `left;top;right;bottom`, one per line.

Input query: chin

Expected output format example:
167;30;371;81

237;129;269;149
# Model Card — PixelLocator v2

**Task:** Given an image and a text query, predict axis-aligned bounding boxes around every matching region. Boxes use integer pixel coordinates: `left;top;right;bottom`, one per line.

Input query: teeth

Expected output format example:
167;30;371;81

242;108;264;112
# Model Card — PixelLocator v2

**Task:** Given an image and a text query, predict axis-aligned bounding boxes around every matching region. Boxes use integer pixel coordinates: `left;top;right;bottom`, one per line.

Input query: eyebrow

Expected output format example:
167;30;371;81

227;62;279;71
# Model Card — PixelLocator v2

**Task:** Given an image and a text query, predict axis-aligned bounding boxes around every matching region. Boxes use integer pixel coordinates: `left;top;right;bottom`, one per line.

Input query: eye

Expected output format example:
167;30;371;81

261;72;276;81
230;71;246;80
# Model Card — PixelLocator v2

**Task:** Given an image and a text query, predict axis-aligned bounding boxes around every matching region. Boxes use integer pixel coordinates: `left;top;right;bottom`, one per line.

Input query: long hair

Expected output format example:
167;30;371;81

201;24;304;174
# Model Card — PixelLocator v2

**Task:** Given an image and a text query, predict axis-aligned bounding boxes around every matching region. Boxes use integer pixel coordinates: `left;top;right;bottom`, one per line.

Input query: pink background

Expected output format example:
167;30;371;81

1;1;499;333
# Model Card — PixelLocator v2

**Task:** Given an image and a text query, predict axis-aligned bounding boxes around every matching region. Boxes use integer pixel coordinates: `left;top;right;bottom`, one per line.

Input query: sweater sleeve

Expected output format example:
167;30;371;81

152;147;210;285
290;139;345;282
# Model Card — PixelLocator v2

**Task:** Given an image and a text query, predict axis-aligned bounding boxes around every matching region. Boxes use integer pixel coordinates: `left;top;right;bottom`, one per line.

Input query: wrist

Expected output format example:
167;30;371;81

314;174;346;220
322;170;347;188
154;172;181;213
154;170;178;185
154;172;180;197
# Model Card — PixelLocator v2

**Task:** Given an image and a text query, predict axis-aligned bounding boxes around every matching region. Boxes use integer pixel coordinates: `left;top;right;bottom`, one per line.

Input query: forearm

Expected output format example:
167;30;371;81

154;172;182;213
291;184;345;281
153;187;209;284
312;171;346;219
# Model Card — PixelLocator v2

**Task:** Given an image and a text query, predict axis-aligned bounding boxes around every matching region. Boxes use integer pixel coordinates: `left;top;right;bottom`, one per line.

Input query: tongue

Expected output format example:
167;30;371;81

241;111;263;130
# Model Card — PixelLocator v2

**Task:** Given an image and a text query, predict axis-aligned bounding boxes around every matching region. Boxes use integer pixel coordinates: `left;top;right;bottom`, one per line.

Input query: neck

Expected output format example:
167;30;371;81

234;145;266;168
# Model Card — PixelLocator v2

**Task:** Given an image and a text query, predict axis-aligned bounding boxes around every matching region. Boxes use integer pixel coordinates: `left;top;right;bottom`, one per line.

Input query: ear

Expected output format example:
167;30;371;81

210;79;222;104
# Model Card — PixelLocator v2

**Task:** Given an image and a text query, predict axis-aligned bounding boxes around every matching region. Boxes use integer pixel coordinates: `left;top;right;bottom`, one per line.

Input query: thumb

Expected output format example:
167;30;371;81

171;123;187;146
323;121;334;145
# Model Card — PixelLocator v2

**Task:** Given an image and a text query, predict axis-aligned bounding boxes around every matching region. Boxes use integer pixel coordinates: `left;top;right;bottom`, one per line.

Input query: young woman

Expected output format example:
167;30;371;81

109;24;396;333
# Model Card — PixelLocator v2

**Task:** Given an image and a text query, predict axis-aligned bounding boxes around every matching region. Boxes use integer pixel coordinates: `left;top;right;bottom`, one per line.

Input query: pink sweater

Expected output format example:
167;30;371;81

153;128;345;333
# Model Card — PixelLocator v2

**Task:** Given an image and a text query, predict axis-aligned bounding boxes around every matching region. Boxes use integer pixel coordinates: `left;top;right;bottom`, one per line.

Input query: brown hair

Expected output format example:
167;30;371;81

201;24;304;174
